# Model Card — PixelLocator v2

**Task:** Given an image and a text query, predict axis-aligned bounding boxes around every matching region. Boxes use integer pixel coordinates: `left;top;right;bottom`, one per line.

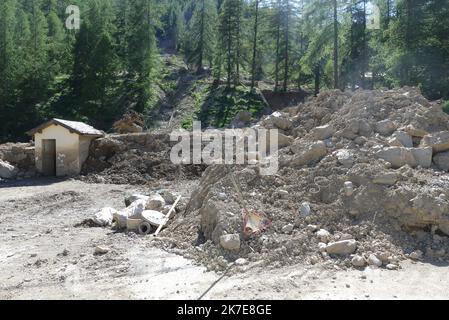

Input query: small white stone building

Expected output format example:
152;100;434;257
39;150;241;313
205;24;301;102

27;119;104;177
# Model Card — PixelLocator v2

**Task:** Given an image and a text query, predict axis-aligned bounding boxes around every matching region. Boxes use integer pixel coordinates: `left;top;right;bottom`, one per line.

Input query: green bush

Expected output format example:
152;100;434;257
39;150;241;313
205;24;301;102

443;101;449;114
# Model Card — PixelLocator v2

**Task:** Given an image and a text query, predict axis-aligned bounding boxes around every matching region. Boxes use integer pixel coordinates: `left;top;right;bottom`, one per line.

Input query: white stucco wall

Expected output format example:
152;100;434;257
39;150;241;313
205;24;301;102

35;124;81;177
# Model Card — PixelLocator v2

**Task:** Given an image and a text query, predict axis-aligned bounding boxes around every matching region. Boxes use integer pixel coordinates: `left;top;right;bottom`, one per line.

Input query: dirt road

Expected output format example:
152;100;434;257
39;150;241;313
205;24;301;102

1;179;448;300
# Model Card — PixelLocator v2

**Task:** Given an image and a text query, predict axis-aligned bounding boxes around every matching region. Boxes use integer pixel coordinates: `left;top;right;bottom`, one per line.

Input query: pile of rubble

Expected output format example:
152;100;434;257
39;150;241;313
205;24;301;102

80;132;206;184
161;88;449;272
0;143;36;180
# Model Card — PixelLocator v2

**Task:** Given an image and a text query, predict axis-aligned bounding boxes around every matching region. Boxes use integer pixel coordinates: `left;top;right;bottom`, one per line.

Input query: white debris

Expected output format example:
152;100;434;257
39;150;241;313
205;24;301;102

93;207;117;227
219;234;241;251
146;194;166;210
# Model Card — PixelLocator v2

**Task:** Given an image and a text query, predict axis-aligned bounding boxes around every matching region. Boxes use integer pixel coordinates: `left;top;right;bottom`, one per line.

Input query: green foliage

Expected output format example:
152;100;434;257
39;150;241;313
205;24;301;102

442;101;449;114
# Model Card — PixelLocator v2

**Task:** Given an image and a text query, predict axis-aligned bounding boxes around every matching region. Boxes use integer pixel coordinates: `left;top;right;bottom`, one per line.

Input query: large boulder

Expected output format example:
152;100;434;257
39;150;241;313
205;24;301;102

421;131;449;153
376;147;416;168
325;240;357;255
290;141;327;167
263;112;292;130
0;160;18;179
376;147;432;168
410;147;433;168
373;172;398;186
376;119;397;136
388;131;413;148
311;125;336;140
433;151;449;171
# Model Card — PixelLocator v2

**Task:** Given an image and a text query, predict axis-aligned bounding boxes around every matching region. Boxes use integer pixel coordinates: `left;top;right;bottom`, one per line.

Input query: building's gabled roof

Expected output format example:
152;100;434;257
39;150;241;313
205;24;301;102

27;119;105;137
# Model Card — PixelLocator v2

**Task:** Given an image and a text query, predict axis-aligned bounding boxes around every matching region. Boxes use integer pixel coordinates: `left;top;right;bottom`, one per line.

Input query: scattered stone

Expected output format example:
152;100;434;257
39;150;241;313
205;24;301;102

282;224;294;234
316;229;331;243
235;258;248;266
290;141;327;167
386;264;399;270
325;240;357;255
389;131;413;148
94;246;110;255
373;172;398;186
311;125;336;140
409;250;423;260
219;234;241;251
367;254;383;267
376;119;397;136
351;255;366;267
336;149;354;168
433;151;449;171
421;131;449;153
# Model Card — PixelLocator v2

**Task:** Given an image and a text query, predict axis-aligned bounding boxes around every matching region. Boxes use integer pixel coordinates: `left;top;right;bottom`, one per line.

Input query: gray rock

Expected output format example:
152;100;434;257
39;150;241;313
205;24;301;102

367;254;383;267
311;125;336;140
421;131;449;153
411;147;433;168
325;240;357;255
0;159;18;179
290;141;327;167
373;172;398;186
220;234;241;251
316;229;331;243
433;151;449;171
336;149;354;168
376;119;397;136
351;255;366;267
390;131;413;148
409;250;423;260
94;246;110;255
386;264;399;270
282;224;294;234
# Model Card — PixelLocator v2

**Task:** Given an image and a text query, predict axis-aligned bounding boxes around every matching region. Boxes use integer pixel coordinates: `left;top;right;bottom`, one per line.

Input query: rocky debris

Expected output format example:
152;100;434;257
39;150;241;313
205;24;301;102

433;151;449;171
376;147;432;168
94;246;110;255
0;159;18;179
376;120;397;136
409;250;424;261
367;254;383;267
290;141;327;167
386;264;399;270
351;255;366;267
325;240;357;255
316;229;331;243
335;149;354;168
262;111;292;130
389;131;413;148
421;131;449;153
373;172;398;186
219;234;241;251
311;125;336;140
282;224;294;234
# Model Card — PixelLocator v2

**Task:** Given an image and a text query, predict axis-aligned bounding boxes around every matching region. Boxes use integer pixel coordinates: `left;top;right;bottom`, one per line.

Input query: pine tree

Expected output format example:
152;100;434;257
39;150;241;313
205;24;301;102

187;0;217;72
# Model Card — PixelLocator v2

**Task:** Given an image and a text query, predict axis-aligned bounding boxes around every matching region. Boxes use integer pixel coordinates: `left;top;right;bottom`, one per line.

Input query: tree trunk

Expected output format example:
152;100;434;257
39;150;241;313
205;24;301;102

333;0;339;89
250;0;260;90
283;0;289;92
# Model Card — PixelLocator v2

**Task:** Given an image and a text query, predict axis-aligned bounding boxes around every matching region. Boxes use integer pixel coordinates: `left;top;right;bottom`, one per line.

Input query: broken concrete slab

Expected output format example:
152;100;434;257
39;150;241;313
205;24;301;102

376;119;397;136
